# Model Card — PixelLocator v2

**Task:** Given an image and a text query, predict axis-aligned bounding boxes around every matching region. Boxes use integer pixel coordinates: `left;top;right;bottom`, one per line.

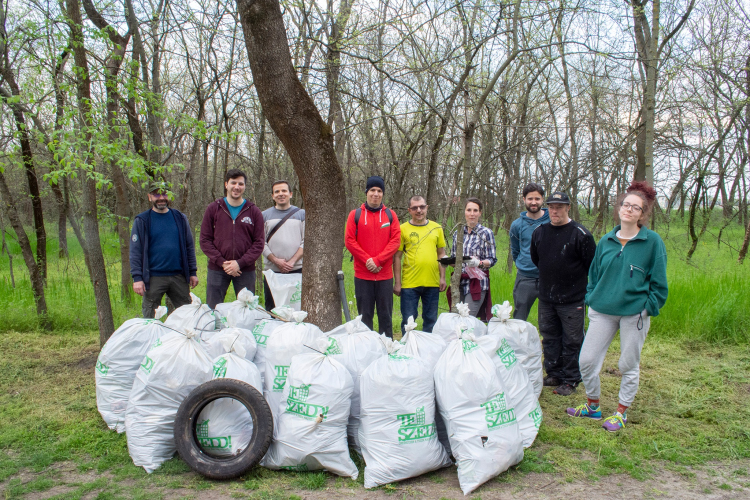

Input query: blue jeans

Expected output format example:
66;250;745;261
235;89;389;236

400;286;440;334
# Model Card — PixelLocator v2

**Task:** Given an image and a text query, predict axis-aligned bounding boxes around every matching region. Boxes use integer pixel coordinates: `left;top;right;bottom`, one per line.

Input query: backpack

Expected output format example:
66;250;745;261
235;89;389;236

354;207;393;238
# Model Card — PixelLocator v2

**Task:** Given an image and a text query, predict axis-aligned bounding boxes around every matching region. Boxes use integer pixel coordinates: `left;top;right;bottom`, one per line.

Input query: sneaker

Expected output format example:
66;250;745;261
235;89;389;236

543;376;562;387
553;383;576;396
602;412;627;432
566;402;602;420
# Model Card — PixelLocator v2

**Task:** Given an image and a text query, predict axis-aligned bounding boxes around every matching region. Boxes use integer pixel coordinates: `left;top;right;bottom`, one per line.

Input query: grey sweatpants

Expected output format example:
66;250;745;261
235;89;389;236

579;307;650;407
460;289;487;318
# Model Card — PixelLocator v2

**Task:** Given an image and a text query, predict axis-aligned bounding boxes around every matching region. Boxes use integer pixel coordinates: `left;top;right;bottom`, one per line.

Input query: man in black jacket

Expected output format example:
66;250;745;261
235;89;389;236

530;191;596;396
130;181;198;317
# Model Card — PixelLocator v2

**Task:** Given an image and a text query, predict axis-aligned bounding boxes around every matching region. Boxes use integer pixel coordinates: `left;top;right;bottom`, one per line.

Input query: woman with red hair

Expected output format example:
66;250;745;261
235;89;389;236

566;182;668;432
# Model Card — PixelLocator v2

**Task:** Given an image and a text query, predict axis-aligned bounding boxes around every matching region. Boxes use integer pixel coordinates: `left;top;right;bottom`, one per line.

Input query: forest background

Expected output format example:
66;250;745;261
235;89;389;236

0;0;749;338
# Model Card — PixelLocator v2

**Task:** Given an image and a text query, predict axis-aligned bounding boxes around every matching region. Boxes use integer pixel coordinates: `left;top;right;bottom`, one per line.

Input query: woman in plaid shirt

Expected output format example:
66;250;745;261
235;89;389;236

451;198;497;319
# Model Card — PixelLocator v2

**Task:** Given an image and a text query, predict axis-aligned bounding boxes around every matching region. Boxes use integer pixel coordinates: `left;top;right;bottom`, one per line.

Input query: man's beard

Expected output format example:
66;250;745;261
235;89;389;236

152;199;169;210
525;203;540;214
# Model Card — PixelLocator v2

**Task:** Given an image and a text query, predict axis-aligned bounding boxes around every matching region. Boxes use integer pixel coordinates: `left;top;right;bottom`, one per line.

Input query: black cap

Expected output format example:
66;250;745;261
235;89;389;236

365;175;385;194
545;191;570;204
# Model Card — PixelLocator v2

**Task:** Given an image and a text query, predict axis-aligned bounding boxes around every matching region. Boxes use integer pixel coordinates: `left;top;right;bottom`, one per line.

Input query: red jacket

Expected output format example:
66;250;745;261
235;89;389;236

345;203;401;280
200;198;265;272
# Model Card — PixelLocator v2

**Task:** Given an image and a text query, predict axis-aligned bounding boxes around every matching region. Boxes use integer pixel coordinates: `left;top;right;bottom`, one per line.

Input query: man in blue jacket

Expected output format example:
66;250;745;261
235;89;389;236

130;181;199;317
509;183;549;320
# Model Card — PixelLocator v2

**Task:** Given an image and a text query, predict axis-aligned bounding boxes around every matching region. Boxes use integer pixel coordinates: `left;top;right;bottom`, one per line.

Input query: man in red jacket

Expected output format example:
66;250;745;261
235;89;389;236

200;169;265;308
345;175;401;337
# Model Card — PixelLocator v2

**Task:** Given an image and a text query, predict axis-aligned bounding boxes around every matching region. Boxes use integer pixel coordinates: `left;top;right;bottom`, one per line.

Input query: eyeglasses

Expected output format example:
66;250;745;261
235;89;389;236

620;202;643;213
151;192;169;198
409;205;428;211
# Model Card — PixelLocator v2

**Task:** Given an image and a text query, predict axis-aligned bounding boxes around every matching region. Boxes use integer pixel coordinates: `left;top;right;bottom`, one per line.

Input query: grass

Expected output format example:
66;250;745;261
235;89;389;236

0;212;749;497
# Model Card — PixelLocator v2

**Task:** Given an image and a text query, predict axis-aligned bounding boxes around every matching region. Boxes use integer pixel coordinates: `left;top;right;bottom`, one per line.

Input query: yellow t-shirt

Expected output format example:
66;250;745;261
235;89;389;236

398;220;446;288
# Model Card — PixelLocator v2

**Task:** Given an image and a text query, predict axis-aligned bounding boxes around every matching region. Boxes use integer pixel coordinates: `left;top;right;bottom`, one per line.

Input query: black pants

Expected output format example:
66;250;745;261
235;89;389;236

206;268;256;309
142;275;191;318
537;299;585;385
354;277;393;338
512;273;539;321
263;269;302;311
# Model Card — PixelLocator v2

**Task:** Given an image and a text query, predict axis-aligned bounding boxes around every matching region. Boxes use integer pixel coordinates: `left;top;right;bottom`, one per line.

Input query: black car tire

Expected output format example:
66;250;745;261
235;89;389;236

174;379;273;480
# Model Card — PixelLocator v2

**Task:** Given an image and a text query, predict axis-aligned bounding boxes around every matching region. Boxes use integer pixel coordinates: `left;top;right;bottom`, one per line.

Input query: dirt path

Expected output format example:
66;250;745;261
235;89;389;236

4;460;748;500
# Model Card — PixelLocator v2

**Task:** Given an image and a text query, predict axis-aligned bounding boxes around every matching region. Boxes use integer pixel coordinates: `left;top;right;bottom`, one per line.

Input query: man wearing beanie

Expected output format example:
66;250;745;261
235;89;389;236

345;175;401;337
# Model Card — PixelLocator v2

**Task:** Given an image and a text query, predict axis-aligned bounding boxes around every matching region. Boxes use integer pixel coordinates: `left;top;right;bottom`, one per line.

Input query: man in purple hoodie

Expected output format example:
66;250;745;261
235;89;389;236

200;169;265;308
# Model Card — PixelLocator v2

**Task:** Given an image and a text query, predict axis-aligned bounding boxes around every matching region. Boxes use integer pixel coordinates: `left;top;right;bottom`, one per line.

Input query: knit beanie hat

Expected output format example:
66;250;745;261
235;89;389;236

365;175;385;193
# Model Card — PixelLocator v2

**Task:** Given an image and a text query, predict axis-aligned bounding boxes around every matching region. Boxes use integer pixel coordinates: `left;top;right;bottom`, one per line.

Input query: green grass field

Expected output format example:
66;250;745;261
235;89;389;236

0;212;749;498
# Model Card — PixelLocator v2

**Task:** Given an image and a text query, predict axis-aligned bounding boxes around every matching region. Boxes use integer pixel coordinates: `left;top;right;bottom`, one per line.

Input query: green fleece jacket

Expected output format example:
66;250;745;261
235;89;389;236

585;225;668;317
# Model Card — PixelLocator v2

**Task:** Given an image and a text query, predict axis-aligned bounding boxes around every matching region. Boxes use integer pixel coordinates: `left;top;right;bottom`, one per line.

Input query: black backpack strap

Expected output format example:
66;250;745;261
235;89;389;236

354;207;362;238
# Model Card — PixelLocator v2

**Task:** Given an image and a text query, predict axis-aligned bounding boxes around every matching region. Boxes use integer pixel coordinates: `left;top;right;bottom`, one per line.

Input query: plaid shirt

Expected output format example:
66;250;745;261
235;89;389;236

451;223;497;294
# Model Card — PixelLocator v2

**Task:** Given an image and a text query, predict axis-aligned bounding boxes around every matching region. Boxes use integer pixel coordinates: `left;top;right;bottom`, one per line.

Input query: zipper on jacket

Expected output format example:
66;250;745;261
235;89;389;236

617;245;624;257
631;264;645;276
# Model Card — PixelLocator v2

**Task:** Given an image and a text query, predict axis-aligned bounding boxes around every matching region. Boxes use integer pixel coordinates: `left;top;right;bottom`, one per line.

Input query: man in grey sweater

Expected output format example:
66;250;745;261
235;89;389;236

262;180;305;310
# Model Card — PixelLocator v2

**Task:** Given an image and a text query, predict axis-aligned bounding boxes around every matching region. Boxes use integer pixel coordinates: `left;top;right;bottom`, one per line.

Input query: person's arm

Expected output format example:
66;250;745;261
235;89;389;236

199;204;226;268
530;228;539;267
130;218;145;295
393;250;403;296
585;242;601;301
579;229;597;272
437;246;447;291
182;214;198;277
287;246;304;268
373;212;402;266
237;207;266;269
509;222;520;262
482;227;498;268
645;240;669;317
344;210;372;263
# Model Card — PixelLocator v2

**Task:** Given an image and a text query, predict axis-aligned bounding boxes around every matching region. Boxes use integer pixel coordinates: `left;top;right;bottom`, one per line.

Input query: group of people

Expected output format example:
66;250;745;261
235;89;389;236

129;171;668;434
129;169;305;315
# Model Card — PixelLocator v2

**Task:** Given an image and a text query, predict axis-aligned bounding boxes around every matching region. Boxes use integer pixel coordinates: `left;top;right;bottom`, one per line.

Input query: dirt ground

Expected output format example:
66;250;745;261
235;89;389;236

5;460;749;500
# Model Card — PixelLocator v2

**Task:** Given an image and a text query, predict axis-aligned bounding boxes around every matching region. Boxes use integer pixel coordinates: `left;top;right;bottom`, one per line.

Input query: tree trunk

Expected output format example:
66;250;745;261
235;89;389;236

0;170;49;326
65;0;115;345
236;0;347;330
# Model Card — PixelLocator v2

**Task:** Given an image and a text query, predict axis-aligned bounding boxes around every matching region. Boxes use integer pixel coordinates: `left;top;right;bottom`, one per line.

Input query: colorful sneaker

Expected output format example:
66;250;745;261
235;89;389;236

602;412;627;432
566;403;602;420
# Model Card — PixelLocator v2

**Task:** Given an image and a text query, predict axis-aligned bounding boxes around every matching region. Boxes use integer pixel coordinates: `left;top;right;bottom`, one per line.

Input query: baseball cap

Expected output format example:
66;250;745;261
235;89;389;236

545;191;571;204
148;180;169;193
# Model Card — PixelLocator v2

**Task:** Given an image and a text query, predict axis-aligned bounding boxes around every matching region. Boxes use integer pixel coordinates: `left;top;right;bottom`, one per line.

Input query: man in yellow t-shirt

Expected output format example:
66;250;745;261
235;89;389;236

393;195;447;334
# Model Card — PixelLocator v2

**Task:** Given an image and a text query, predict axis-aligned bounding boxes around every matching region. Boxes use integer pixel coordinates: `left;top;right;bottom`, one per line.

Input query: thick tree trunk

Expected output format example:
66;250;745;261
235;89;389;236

236;0;347;330
66;0;115;344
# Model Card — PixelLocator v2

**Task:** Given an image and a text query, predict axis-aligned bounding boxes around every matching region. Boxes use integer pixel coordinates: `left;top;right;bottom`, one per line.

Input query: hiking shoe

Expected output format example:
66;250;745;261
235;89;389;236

553;383;577;396
602;412;627;432
566;402;602;420
543;376;562;387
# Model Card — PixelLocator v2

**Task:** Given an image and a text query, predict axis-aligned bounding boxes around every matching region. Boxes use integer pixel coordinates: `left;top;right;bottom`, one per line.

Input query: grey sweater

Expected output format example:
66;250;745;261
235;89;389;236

262;205;305;272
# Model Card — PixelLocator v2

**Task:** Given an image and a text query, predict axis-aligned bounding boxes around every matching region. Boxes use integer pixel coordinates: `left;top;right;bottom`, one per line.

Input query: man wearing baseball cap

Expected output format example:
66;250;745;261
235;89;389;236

129;181;198;317
345;175;401;337
530;191;596;396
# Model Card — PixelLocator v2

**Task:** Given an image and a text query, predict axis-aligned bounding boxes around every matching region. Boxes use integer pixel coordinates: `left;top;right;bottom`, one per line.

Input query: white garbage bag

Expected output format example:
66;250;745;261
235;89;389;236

125;328;213;473
96;307;172;432
214;288;270;330
263;311;325;425
262;338;358;478
432;302;487;344
488;301;543;399
359;335;451;488
399;316;447;370
164;293;217;332
476;334;542;448
262;270;302;311
325;315;386;453
250;317;287;387
399;316;451;454
434;329;524;495
201;327;257;362
195;340;264;457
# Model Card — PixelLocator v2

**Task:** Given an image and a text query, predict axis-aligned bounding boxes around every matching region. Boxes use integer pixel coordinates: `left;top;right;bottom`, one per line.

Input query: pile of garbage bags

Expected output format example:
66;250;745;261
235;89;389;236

96;291;544;495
